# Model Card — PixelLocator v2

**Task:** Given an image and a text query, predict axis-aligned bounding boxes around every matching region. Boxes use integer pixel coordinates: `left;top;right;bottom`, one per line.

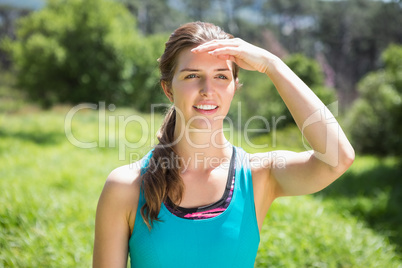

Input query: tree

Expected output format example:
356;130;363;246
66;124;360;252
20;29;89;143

181;0;212;22
0;5;30;69
315;0;402;105
347;44;402;155
262;0;319;54
117;0;189;35
2;0;166;109
130;32;170;111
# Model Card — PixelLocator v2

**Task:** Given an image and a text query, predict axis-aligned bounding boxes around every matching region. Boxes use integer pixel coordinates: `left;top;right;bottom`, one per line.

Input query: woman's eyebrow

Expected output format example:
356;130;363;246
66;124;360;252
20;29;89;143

179;68;200;73
179;68;231;72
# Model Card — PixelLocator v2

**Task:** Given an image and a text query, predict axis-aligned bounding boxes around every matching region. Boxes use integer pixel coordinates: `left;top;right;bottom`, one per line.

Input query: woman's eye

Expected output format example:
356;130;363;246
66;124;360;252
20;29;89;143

185;74;198;79
217;75;228;79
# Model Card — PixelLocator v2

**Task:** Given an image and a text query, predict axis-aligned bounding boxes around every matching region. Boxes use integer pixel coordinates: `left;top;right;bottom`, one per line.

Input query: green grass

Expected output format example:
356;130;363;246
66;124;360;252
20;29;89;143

0;105;155;267
0;102;401;267
316;155;402;255
257;195;401;268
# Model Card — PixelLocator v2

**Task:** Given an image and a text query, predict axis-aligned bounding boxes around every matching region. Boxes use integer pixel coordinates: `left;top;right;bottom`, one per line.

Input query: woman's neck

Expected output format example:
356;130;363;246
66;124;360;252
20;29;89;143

173;125;233;172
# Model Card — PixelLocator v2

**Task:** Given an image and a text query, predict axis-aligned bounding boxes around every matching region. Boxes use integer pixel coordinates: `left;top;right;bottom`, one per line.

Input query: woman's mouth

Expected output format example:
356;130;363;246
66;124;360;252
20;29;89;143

193;104;219;114
193;104;218;110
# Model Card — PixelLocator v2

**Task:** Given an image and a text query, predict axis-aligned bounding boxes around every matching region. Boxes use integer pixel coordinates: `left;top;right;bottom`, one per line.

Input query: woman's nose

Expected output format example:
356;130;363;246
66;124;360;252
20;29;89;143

199;78;215;96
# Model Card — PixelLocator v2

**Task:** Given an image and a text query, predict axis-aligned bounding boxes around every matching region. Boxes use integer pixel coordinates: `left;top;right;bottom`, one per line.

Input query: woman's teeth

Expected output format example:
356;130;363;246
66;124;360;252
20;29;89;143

194;105;218;110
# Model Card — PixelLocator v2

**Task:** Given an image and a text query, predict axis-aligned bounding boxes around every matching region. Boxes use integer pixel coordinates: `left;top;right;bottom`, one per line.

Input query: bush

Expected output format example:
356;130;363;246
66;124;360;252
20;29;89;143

2;0;167;110
130;33;170;112
284;53;337;105
347;44;402;156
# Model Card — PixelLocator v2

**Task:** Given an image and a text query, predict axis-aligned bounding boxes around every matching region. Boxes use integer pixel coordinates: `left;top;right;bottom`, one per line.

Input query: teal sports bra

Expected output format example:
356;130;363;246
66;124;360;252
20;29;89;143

129;146;260;267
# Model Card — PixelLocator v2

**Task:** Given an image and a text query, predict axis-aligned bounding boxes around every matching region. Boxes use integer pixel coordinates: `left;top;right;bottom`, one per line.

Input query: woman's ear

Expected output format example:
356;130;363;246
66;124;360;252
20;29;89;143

235;77;242;92
161;81;174;102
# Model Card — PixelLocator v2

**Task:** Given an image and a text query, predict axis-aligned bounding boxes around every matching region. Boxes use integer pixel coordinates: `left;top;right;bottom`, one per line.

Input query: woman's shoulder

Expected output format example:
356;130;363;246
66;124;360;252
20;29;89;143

99;161;144;214
104;162;143;195
94;161;145;251
244;150;290;172
242;150;279;179
108;163;141;182
103;150;153;198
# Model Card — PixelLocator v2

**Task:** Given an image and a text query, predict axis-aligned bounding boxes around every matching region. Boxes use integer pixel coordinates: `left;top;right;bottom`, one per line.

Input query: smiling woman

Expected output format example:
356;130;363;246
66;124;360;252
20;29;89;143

163;46;237;128
92;21;355;268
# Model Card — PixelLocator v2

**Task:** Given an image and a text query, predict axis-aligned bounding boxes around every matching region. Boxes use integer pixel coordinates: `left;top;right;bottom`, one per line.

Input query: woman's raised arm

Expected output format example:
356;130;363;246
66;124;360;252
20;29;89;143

192;38;355;198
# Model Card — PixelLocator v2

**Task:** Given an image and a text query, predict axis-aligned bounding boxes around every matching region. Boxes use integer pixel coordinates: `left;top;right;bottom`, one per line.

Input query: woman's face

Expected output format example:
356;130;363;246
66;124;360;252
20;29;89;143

163;47;237;130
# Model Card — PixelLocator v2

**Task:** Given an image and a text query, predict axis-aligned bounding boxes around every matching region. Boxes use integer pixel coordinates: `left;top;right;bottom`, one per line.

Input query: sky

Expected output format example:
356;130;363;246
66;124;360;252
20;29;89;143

0;0;44;10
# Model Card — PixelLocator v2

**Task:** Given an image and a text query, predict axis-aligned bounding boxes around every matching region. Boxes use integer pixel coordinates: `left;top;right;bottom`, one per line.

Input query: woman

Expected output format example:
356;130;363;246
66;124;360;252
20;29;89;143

93;22;354;267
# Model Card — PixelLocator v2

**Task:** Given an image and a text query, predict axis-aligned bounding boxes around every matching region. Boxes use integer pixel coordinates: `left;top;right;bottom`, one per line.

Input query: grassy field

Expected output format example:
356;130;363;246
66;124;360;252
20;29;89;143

0;65;401;268
0;102;401;267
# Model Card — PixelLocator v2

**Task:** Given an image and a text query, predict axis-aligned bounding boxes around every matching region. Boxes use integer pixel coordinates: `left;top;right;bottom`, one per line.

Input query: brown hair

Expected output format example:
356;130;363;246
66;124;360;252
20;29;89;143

140;22;240;229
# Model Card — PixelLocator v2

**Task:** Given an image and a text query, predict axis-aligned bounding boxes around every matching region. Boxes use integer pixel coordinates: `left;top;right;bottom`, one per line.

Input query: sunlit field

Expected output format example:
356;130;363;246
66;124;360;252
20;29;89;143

0;104;401;267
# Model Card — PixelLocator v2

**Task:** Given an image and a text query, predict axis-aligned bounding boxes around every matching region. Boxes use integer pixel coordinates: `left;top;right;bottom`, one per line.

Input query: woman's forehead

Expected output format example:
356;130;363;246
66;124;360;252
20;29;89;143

175;47;233;72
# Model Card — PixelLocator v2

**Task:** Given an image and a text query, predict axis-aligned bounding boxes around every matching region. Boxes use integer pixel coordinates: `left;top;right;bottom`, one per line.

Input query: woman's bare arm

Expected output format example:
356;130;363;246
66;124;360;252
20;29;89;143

192;39;355;198
93;164;141;268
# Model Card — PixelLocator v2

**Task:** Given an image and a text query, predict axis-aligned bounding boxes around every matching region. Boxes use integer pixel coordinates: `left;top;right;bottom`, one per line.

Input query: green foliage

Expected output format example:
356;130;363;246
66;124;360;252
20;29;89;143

116;0;189;34
382;44;402;76
264;0;319;53
3;0;167;110
130;33;170;111
0;70;27;113
0;106;401;267
317;155;402;255
315;0;402;95
229;54;336;131
228;70;284;131
284;53;324;87
283;53;337;122
347;44;402;156
257;195;401;268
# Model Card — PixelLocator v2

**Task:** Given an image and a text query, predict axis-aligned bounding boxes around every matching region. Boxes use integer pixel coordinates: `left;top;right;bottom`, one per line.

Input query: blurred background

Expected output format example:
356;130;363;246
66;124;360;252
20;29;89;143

0;0;401;267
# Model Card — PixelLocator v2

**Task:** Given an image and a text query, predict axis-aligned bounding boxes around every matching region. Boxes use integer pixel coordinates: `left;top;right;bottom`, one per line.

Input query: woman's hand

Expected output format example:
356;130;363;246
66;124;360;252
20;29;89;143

191;38;277;74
